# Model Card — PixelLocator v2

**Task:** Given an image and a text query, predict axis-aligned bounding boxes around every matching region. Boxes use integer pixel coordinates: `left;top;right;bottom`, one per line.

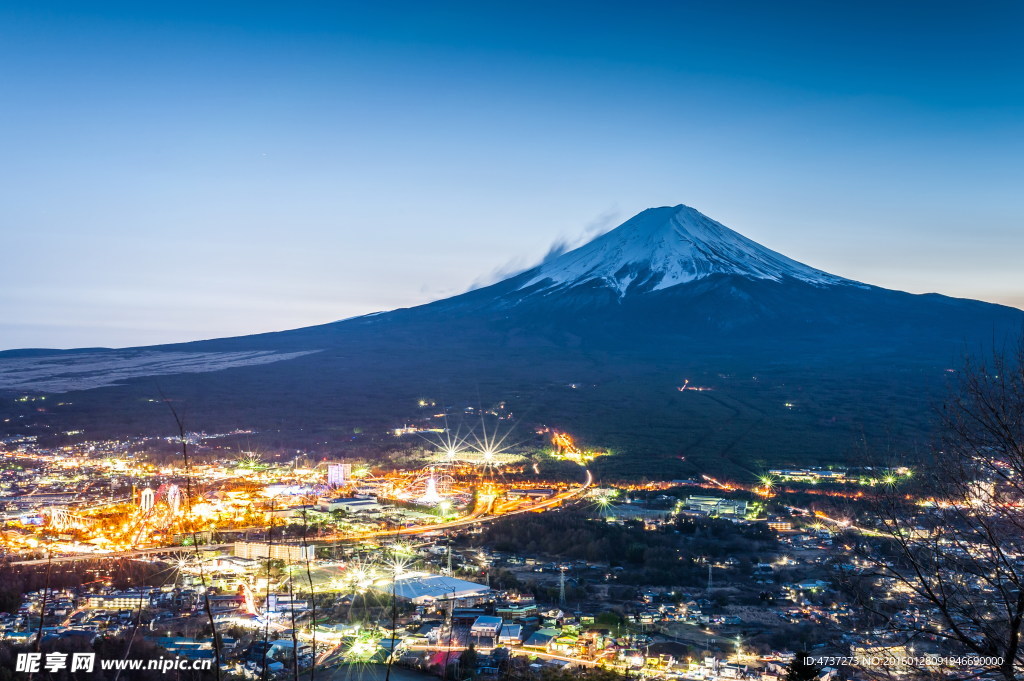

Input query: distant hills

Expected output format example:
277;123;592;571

2;205;1021;478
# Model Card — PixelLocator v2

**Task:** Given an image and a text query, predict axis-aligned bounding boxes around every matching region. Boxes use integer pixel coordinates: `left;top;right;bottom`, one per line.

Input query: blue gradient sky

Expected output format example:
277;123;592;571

3;1;1022;349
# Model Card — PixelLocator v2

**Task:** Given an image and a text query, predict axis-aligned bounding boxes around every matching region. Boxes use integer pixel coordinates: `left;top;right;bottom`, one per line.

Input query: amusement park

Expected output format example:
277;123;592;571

2;421;594;560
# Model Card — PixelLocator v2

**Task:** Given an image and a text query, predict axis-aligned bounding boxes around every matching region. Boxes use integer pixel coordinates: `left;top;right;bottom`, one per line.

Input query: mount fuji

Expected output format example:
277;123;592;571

2;205;1021;476
517;204;856;295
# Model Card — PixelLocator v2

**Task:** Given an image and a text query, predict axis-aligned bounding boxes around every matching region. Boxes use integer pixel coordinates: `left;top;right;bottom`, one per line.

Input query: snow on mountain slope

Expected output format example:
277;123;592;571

0;349;319;393
519;204;863;296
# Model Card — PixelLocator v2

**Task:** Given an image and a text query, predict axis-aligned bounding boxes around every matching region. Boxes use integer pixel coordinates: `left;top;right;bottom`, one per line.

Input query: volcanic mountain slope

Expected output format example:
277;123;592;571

518;204;857;294
2;205;1021;478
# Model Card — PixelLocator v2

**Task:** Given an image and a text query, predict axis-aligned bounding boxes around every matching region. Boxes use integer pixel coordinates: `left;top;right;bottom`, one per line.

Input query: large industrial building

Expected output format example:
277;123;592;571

684;495;748;517
373;572;492;605
321;496;382;514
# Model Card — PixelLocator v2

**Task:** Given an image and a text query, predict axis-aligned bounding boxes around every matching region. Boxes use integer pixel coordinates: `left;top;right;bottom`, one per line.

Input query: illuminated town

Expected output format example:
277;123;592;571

2;408;1018;681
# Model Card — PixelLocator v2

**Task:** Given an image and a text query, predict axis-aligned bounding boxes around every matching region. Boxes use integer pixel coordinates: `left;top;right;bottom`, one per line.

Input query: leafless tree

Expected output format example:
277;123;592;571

299;506;317;681
852;339;1024;681
161;393;223;681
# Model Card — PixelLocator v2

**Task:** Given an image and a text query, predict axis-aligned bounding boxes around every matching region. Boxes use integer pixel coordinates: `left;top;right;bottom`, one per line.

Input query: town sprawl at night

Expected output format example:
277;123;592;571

2;3;1023;681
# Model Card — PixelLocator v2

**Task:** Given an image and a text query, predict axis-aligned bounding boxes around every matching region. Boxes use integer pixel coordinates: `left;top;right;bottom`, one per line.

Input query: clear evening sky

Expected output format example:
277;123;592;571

2;1;1022;349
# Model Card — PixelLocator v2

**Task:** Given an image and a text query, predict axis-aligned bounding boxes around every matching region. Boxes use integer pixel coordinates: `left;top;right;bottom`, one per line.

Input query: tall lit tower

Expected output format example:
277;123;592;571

327;463;351;487
139;487;156;512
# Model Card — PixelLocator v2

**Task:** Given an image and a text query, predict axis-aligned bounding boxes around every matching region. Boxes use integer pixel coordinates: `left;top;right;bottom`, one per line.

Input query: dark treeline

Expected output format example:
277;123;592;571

0;559;169;614
468;508;777;586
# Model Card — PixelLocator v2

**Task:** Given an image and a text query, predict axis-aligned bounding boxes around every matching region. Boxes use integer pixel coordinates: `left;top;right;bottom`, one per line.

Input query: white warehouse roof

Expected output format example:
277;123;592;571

375;572;491;604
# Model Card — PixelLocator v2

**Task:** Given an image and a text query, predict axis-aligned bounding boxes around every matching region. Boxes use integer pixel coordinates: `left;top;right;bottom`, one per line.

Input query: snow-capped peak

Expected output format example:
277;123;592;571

519;204;859;295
